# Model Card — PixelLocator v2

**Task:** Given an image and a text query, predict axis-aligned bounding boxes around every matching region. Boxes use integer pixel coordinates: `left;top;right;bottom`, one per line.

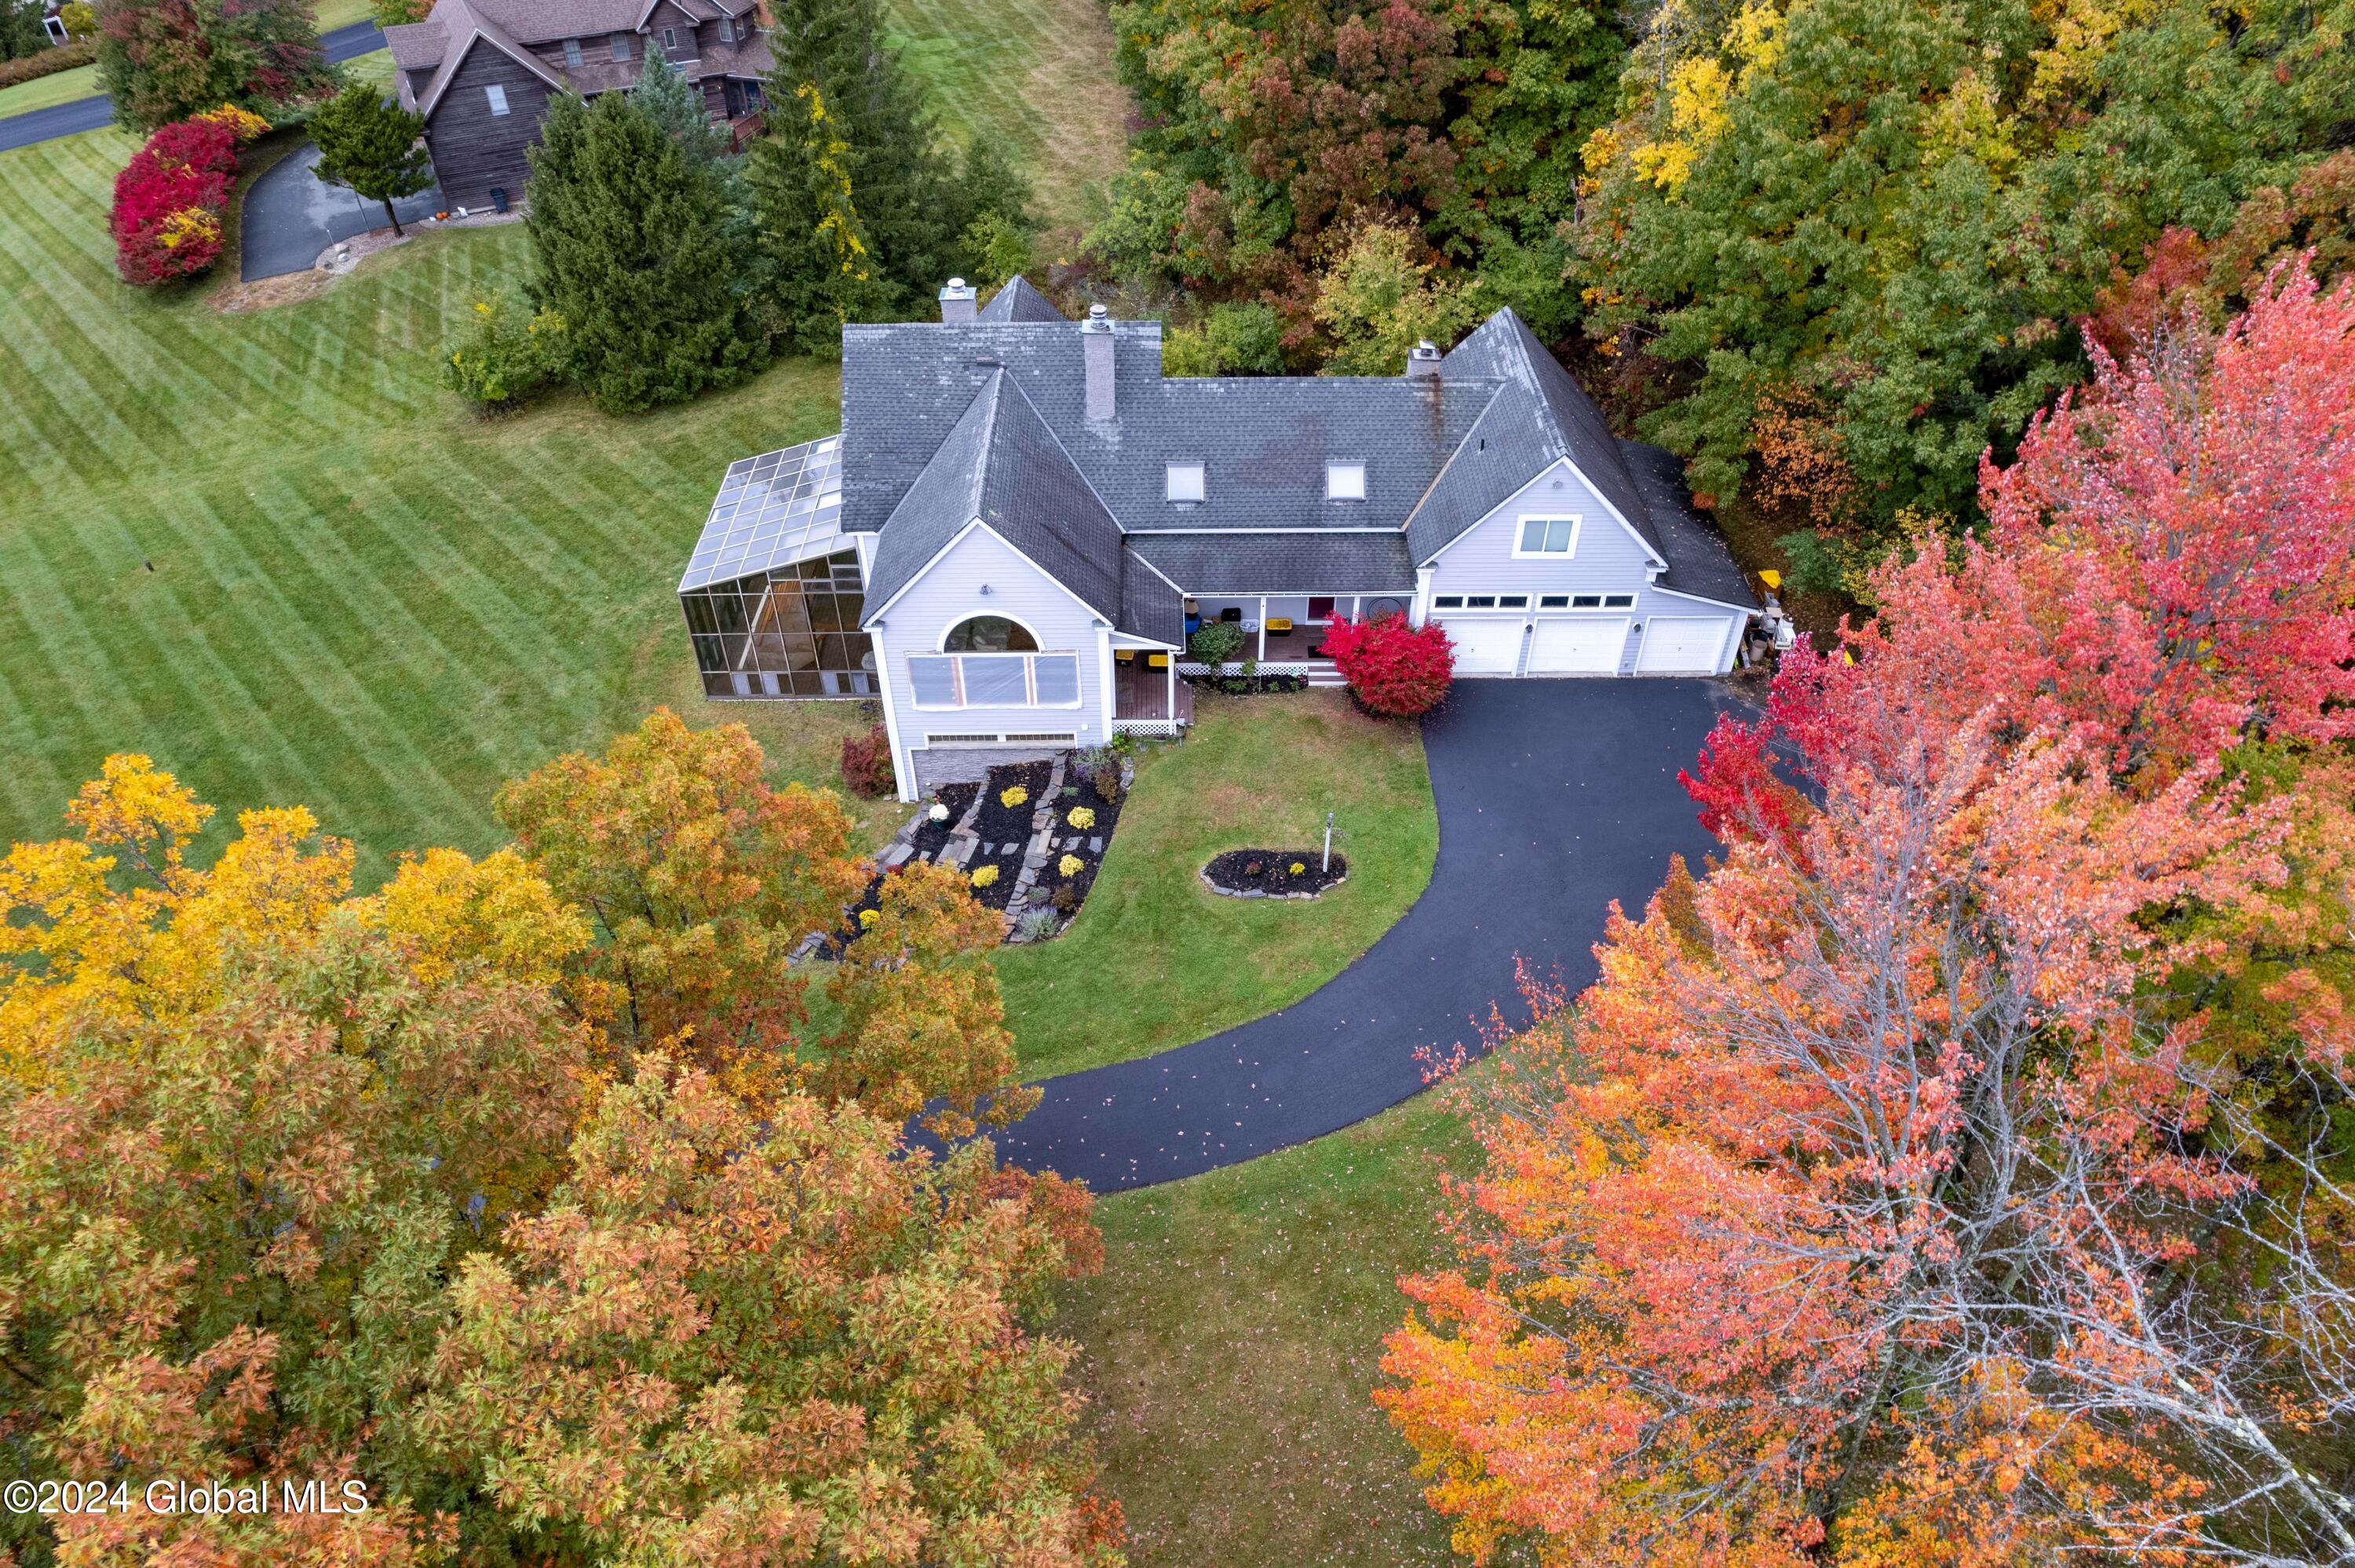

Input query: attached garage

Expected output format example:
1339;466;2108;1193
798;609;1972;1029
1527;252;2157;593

1438;616;1526;675
1636;617;1732;674
1526;618;1626;675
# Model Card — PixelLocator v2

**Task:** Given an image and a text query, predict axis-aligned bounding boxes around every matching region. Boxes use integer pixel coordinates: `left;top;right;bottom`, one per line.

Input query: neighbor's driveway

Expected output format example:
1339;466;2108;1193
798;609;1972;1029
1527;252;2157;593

239;138;443;281
991;678;1741;1191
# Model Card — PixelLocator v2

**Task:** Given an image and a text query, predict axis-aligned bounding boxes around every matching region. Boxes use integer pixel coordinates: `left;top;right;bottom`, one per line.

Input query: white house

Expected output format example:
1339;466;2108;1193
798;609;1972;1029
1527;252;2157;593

677;277;1758;801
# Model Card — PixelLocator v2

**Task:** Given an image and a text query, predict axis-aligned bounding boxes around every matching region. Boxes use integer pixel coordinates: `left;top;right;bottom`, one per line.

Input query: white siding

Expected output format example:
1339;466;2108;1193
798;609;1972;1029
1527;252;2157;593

868;523;1112;799
1421;458;1747;676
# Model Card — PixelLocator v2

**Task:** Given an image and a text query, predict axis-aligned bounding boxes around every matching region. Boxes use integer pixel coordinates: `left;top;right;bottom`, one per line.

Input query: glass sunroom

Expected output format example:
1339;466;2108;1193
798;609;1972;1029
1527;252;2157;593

678;436;878;698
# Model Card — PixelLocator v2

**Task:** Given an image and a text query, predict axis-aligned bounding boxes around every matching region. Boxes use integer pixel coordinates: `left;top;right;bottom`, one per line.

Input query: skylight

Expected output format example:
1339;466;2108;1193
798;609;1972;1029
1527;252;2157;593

1327;461;1366;501
1167;461;1205;503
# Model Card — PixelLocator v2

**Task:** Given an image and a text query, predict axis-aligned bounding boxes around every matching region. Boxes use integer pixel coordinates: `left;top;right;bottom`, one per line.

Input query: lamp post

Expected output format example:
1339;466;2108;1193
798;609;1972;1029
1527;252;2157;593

1322;811;1334;873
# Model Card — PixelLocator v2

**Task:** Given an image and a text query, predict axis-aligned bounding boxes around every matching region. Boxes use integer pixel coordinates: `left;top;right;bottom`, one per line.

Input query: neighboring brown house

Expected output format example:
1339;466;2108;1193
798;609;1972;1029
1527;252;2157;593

385;0;772;210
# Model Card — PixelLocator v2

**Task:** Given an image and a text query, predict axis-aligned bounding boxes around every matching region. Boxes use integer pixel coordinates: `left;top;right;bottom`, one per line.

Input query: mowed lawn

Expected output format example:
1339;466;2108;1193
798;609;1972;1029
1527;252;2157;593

997;690;1438;1078
1061;1085;1471;1568
0;132;856;878
0;0;1128;879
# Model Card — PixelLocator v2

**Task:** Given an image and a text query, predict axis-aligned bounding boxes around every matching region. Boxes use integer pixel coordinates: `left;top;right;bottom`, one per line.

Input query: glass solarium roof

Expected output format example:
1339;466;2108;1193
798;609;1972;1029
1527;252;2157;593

678;435;846;593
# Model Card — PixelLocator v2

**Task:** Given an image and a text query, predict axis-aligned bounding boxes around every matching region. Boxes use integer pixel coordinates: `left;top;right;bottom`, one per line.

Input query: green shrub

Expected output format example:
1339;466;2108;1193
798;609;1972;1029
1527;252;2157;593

1188;620;1245;667
0;37;93;88
1203;301;1284;374
441;294;564;414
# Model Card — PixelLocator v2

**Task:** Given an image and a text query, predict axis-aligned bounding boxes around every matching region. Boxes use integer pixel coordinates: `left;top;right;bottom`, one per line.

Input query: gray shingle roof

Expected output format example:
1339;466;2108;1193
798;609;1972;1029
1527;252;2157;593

976;275;1067;323
840;320;1498;539
1409;308;1662;564
866;373;1152;637
823;307;1751;628
1619;441;1756;609
1124;534;1416;596
1120;562;1185;646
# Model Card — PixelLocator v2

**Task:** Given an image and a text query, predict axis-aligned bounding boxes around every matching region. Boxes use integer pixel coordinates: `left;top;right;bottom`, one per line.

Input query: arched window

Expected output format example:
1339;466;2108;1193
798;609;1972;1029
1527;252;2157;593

941;615;1039;652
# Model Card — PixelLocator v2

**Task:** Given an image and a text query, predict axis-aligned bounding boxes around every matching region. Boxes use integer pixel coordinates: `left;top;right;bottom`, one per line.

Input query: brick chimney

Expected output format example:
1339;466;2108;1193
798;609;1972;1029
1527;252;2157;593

939;277;977;324
1406;339;1440;379
1082;304;1115;421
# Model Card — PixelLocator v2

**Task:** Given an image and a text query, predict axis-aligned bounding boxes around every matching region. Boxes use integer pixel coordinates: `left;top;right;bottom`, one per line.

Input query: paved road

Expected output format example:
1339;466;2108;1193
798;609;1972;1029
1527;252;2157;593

0;20;386;153
991;678;1740;1191
240;138;441;279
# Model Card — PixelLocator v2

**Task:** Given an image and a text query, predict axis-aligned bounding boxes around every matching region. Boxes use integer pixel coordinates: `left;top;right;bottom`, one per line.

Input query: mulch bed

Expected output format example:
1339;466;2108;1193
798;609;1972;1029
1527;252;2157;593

1024;760;1126;922
962;762;1052;914
907;782;978;860
970;761;1052;844
1202;848;1349;899
1187;672;1309;695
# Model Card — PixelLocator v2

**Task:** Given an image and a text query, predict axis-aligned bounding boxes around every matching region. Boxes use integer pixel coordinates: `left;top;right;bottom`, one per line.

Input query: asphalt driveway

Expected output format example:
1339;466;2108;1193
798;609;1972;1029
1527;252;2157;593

239;138;443;280
991;678;1741;1191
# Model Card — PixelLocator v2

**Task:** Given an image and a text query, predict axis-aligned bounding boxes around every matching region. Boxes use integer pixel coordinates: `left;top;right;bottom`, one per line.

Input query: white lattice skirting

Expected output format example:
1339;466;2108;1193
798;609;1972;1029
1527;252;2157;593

1112;717;1184;738
1175;661;1322;677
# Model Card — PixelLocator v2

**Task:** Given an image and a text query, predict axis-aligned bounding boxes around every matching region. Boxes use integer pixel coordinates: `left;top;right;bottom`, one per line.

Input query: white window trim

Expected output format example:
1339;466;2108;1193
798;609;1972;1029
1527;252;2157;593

1512;514;1581;558
1166;461;1205;503
907;651;1085;711
936;611;1045;653
1326;461;1367;501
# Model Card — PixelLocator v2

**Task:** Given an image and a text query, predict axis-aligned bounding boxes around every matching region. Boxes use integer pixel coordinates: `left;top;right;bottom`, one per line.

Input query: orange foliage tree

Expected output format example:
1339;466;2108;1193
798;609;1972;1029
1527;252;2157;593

495;707;1031;1131
0;757;592;1566
1383;260;2355;1565
414;1054;1118;1566
3;745;1110;1566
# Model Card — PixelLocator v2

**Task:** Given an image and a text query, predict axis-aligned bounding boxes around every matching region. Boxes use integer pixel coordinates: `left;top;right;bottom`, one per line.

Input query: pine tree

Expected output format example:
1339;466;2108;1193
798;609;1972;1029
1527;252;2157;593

309;81;432;236
94;0;330;133
747;0;1030;350
525;89;769;414
0;0;48;62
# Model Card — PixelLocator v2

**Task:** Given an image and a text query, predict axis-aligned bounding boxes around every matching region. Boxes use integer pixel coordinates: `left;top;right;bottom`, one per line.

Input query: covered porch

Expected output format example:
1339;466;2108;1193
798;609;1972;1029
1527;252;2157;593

1186;592;1413;664
1114;648;1193;734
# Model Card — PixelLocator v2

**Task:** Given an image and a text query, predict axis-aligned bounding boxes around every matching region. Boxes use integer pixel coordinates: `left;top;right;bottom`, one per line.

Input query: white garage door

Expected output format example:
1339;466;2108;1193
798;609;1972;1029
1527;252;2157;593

1437;616;1524;675
1527;618;1625;675
1637;618;1729;674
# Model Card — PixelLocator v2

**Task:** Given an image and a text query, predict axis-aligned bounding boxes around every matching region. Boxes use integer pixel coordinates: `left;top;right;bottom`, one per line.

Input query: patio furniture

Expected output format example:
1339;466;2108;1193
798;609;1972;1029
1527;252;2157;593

1148;652;1170;668
1265;617;1294;634
1219;607;1242;622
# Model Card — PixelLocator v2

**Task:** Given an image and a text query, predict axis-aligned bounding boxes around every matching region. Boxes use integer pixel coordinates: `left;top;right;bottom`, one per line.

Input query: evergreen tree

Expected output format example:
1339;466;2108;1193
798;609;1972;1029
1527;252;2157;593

0;0;48;63
94;0;330;133
631;49;728;168
525;89;768;414
309;81;432;235
747;0;1031;351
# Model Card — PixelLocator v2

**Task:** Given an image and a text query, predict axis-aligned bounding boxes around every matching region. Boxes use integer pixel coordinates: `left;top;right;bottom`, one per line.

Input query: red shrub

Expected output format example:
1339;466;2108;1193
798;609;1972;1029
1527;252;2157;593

839;722;896;797
1323;614;1455;717
111;115;243;286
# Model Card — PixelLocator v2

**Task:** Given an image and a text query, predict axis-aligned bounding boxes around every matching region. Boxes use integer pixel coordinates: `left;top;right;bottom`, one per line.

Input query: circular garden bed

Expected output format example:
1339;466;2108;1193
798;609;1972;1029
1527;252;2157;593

1201;848;1349;900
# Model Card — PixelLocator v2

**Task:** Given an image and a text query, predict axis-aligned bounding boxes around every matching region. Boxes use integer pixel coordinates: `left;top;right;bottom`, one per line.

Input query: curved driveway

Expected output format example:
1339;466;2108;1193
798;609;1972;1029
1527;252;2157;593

993;678;1739;1191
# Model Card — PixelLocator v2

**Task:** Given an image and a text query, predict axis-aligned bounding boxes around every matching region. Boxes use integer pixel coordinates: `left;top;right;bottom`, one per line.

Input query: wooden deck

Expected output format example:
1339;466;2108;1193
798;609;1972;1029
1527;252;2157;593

1115;660;1193;722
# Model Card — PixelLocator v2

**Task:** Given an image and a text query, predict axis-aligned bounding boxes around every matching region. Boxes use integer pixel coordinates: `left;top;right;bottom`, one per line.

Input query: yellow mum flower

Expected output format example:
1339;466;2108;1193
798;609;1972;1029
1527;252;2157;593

971;864;999;888
999;786;1028;808
1059;853;1084;878
1290;862;1306;875
858;907;879;928
1067;806;1095;830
